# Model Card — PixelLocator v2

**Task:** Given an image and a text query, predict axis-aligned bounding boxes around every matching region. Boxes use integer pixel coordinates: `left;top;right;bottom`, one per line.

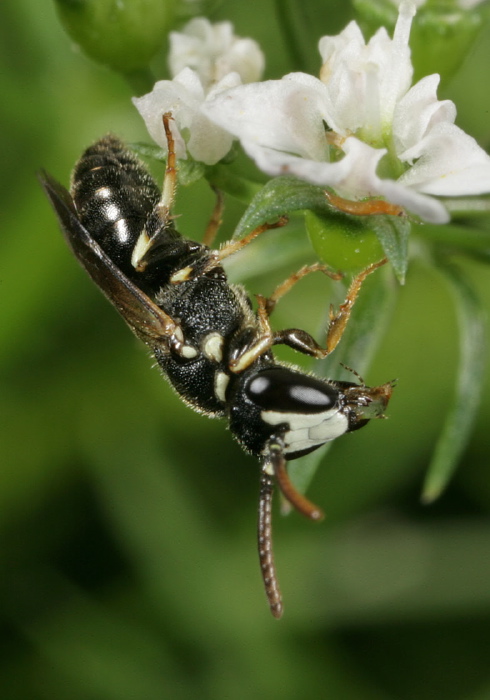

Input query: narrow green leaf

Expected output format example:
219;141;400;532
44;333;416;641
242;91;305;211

206;164;262;203
440;195;490;218
415;222;490;254
129;142;166;161
288;264;398;499
273;0;319;73
232;176;342;240
421;262;487;503
370;215;411;284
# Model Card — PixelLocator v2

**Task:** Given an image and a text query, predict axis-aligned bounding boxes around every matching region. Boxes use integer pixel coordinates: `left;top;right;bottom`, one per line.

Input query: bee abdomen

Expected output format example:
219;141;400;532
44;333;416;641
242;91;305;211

70;135;160;274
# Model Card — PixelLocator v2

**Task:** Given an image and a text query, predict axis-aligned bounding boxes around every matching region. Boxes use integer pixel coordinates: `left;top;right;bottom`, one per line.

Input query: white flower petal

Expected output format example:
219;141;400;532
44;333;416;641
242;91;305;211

375;178;450;223
398;122;490;196
239;137;370;190
318;3;414;141
242;135;449;223
342;137;450;223
234;135;386;197
202;75;332;160
240;143;352;185
169;17;264;89
394;74;456;156
133;68;238;164
197;3;490;223
132;71;202;158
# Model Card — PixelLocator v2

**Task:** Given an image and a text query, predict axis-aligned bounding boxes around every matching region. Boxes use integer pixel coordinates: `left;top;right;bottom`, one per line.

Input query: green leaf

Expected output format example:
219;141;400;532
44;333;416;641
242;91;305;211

440;195;490;218
176;159;206;187
414;222;490;265
129;142;167;162
205;164;262;204
421;262;487;503
288;262;397;499
232;176;338;240
369;215;410;284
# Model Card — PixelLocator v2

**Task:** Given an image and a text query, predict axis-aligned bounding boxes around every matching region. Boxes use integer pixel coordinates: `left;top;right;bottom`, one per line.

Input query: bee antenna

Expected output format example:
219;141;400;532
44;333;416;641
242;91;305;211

339;362;365;386
157;112;178;224
258;463;283;619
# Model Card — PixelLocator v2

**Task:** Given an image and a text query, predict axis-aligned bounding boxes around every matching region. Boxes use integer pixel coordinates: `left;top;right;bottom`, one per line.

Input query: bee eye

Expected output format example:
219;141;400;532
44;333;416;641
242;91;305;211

246;367;338;414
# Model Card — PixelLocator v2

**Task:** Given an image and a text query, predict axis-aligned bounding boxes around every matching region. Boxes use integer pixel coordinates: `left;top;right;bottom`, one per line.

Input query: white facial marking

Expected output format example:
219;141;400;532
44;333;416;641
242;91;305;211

202;333;224;363
170;266;192;283
214;371;230;403
308;414;348;441
261;408;349;454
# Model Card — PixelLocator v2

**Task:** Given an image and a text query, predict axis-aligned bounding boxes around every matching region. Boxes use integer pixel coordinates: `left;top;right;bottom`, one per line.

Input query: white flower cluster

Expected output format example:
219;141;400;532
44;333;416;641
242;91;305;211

132;18;264;164
133;7;490;223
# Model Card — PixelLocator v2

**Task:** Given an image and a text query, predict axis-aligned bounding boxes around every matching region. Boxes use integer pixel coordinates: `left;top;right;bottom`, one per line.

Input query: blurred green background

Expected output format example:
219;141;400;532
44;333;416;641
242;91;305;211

2;1;490;698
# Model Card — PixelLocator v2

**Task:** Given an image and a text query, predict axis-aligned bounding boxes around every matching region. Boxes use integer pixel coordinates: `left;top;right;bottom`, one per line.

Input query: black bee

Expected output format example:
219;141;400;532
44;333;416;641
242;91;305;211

40;114;393;618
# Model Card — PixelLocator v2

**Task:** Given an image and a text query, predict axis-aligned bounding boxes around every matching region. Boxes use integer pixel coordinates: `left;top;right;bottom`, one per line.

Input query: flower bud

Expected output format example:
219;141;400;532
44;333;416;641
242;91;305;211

305;210;385;271
54;0;176;74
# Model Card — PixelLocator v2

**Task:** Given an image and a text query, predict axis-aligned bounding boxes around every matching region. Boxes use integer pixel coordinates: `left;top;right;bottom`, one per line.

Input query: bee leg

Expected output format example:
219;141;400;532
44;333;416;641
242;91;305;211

325;191;405;217
202;188;225;248
155;112;178;226
173;217;290;282
131;113;179;269
263;262;342;317
267;258;389;359
200;217;289;278
325;257;387;355
266;440;324;521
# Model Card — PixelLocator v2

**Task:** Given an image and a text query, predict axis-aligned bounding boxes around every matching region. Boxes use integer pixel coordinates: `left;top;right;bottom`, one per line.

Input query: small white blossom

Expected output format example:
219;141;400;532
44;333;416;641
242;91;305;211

134;19;265;165
133;68;240;164
202;2;490;223
169;18;265;90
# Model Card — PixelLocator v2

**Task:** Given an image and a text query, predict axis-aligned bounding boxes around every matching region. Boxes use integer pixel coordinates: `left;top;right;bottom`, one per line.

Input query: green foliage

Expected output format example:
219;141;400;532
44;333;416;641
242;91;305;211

2;0;490;698
422;261;487;503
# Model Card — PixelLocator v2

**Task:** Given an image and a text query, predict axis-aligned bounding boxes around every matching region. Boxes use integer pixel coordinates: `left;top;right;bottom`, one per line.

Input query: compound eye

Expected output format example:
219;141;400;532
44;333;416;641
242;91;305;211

246;367;338;414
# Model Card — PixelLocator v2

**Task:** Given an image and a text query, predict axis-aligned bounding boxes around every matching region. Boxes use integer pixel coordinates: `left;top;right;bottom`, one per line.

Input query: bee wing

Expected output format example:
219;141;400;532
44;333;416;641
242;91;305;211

39;170;179;346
